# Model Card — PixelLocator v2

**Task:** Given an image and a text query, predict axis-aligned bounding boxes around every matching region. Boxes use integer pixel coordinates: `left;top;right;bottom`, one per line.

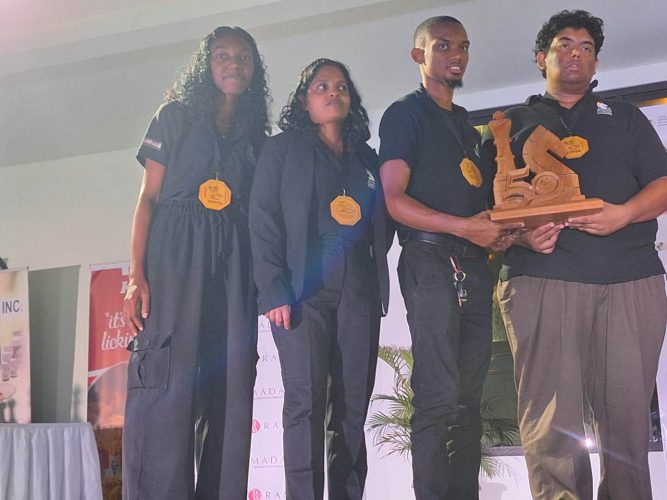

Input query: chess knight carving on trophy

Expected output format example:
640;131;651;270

488;111;602;228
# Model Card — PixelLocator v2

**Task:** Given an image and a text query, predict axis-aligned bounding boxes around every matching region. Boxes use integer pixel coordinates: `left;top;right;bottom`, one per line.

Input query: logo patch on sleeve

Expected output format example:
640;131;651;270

142;138;162;151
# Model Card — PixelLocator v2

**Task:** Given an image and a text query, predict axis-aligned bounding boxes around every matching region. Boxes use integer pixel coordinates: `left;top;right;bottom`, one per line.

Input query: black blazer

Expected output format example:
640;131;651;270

249;130;390;316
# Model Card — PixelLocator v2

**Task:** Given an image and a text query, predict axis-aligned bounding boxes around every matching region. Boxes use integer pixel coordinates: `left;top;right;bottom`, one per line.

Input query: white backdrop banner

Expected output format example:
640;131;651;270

640;100;667;483
248;316;287;499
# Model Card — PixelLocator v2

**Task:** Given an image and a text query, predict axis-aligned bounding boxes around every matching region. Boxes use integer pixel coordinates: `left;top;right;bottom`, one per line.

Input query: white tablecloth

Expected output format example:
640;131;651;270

0;423;103;500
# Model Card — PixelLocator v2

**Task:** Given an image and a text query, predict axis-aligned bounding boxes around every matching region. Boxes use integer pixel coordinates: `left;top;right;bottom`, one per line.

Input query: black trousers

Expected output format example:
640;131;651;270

398;239;492;500
272;242;381;500
123;201;258;500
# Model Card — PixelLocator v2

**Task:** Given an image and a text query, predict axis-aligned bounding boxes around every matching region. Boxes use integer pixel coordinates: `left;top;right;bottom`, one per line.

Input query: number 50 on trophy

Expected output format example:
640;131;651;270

488;111;602;228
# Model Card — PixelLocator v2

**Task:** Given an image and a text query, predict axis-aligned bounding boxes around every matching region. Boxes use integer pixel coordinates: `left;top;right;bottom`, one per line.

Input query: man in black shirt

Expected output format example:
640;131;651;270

483;10;667;500
379;16;520;499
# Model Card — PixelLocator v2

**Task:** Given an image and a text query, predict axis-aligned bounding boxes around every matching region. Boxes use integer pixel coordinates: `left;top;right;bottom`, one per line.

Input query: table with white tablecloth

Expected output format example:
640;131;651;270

0;422;103;500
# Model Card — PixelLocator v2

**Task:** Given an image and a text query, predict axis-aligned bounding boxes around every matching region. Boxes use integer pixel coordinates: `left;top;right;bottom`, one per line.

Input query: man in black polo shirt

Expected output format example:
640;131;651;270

483;10;667;500
379;16;521;499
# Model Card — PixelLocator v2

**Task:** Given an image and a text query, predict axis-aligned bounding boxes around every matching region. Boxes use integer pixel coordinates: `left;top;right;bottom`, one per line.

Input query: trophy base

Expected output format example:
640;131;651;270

490;198;603;229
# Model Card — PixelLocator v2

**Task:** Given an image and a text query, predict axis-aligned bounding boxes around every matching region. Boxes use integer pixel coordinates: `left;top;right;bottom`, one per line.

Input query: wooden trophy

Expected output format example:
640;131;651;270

488;111;602;228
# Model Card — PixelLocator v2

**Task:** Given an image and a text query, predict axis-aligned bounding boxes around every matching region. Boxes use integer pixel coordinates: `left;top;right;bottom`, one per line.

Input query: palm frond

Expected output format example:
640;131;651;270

481;396;520;447
368;345;519;478
377;344;413;375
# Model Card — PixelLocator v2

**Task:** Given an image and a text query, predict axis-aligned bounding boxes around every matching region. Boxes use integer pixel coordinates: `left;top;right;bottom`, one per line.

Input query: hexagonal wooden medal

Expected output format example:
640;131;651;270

330;195;361;226
198;179;232;211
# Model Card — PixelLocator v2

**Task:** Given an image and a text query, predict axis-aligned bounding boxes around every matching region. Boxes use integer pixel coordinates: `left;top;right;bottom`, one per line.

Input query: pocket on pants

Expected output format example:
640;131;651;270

127;336;171;390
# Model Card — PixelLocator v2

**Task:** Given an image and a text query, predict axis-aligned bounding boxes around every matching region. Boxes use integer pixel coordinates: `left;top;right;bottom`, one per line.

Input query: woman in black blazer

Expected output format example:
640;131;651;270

249;58;389;500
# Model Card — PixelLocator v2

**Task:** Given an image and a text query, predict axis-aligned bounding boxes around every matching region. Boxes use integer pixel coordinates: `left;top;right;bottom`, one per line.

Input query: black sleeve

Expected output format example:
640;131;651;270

364;146;396;250
249;135;295;314
136;101;184;168
378;101;421;168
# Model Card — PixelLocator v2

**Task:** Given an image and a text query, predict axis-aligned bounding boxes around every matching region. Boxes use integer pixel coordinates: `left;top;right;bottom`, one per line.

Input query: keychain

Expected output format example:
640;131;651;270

450;256;467;307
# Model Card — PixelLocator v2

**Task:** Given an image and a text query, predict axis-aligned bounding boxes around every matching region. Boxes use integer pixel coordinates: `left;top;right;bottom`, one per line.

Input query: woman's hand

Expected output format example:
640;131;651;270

124;159;165;334
124;275;150;333
266;304;292;330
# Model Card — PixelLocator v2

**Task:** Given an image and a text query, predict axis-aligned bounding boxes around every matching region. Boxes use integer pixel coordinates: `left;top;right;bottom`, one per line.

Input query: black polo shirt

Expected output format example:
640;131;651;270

379;85;493;235
137;101;255;208
481;91;667;284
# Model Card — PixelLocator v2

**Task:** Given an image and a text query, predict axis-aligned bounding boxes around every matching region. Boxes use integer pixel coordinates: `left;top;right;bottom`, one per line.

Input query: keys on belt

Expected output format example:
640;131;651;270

450;256;467;307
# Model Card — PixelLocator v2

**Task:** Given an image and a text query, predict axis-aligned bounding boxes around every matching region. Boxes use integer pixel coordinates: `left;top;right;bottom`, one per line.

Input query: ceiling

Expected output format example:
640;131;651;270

1;0;666;168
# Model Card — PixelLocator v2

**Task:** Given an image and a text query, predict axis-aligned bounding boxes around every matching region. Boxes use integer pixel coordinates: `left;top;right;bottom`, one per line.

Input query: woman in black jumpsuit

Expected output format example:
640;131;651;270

249;59;389;500
122;26;270;500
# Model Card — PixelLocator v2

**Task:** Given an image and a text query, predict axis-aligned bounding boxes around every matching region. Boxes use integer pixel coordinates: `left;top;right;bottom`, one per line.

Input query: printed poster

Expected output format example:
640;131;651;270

639;98;667;149
88;262;133;500
0;267;31;423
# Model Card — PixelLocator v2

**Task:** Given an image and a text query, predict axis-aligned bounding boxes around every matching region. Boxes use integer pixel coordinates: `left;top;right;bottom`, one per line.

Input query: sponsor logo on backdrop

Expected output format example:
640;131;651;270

258;352;280;364
253;385;285;400
0;298;23;316
258;317;272;333
248;490;286;500
250;455;284;469
251;418;281;434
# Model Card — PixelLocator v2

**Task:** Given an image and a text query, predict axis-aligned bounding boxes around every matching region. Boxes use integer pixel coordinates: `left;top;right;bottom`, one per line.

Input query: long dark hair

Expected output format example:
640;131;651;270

165;26;271;153
278;58;370;148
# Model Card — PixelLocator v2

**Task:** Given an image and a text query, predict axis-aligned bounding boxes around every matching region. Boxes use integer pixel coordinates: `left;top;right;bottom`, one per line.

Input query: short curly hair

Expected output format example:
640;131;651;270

278;58;370;148
165;26;271;155
534;10;604;78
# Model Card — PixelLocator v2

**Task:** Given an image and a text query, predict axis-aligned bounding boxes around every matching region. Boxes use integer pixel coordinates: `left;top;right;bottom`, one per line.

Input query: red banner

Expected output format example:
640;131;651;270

88;263;133;428
88;263;133;499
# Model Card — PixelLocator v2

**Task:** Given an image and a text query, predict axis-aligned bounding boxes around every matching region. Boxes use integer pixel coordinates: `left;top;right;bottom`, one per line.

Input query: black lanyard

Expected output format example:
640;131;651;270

437;108;475;159
534;94;593;137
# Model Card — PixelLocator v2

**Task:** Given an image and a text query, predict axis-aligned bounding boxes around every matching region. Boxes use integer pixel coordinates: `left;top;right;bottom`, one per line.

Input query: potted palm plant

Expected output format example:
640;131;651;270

367;344;520;478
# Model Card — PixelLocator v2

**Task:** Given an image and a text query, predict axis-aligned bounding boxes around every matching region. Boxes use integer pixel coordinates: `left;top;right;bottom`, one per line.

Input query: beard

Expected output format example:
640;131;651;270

444;78;463;89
